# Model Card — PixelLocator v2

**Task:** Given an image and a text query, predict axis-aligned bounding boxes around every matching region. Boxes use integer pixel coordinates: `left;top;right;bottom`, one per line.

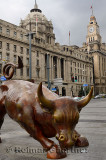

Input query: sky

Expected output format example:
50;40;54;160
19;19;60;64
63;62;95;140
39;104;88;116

0;0;106;46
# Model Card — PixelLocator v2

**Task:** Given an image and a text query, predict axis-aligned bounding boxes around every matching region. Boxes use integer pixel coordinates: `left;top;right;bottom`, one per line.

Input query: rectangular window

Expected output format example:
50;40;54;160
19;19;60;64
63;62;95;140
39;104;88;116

20;68;23;76
6;29;10;35
6;53;10;61
20;33;23;39
0;52;2;59
20;47;23;54
0;64;2;74
36;59;39;66
36;69;40;78
26;68;29;77
0;26;2;33
6;43;10;50
14;31;17;37
14;55;17;62
37;51;39;57
0;41;2;49
13;45;17;52
26;58;29;65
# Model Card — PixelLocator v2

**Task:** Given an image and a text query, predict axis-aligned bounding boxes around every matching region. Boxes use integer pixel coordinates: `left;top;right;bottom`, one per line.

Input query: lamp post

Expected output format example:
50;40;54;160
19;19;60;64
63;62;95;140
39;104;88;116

25;19;35;80
47;54;51;89
29;32;32;80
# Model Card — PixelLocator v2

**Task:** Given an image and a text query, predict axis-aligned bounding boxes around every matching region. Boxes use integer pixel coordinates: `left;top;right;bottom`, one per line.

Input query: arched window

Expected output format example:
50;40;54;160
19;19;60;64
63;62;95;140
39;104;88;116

89;38;90;42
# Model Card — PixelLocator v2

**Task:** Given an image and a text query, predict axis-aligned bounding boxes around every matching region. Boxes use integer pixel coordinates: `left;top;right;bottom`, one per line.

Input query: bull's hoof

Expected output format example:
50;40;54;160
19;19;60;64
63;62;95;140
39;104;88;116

75;136;89;147
0;137;2;143
47;145;67;159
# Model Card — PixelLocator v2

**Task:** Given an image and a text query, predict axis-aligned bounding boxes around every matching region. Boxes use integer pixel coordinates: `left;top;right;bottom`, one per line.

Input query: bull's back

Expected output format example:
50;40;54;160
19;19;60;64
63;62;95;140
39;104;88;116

2;80;58;121
2;80;57;137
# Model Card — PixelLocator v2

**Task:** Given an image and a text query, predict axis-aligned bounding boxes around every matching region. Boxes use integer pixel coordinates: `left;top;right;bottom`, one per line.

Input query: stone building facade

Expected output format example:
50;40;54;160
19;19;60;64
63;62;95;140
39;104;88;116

1;2;104;96
86;15;106;95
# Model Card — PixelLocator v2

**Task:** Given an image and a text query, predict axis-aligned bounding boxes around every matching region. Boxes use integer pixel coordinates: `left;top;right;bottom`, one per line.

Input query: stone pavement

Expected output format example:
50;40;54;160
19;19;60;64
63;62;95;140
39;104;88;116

0;99;106;160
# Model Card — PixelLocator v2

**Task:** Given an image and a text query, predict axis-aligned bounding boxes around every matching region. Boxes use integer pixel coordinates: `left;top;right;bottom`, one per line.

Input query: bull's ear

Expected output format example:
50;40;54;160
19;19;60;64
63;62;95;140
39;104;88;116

0;85;8;92
37;82;54;111
77;87;93;111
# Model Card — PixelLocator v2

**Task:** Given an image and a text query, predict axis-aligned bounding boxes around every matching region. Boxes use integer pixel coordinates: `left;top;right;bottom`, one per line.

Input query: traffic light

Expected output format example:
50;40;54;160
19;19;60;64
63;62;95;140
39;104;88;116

72;76;74;82
75;76;77;82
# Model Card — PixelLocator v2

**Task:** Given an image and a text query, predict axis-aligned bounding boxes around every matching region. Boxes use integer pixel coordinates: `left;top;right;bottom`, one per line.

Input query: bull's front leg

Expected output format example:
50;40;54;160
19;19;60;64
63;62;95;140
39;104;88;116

20;121;66;159
74;130;89;147
17;113;66;159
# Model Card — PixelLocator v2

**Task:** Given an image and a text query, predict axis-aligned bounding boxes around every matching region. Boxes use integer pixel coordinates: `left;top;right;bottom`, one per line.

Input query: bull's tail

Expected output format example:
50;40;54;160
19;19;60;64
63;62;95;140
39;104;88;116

3;56;23;80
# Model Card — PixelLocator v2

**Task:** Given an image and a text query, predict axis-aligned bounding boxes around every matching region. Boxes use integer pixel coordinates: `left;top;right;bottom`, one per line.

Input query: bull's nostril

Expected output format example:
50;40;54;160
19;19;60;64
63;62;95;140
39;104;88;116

59;134;65;142
73;134;78;141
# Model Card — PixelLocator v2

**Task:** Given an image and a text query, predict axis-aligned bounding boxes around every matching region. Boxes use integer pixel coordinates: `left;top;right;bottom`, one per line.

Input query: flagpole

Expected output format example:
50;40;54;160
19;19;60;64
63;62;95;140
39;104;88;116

92;5;93;15
69;31;70;46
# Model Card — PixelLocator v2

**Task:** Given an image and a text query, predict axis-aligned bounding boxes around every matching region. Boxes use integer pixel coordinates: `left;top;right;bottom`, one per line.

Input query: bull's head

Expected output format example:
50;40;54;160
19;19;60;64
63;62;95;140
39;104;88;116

37;82;93;149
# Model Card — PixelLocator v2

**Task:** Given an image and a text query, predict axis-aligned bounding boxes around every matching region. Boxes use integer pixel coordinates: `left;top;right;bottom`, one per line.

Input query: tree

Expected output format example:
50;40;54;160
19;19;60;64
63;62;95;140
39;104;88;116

78;86;85;97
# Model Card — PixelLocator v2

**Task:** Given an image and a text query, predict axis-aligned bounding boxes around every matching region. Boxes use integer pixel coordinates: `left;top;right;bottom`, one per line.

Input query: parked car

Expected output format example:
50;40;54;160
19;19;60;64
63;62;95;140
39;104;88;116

94;94;106;99
94;95;101;99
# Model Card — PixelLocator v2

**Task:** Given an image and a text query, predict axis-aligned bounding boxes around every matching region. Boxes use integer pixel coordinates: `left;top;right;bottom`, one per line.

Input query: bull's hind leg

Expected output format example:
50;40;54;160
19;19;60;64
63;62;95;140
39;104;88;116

74;130;89;147
0;105;6;143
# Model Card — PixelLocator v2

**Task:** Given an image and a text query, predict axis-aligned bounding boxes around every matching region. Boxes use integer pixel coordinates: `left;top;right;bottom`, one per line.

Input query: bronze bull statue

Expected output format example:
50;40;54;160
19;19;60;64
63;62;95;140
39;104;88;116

0;57;93;159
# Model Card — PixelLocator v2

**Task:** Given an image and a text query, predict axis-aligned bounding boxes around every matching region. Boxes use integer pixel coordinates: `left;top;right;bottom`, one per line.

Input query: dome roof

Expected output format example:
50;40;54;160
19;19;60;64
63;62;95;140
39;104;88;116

24;2;48;23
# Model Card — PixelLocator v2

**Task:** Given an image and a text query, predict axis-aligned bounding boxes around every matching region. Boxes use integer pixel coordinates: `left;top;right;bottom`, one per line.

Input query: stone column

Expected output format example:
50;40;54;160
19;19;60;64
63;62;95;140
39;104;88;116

64;59;66;81
41;53;45;81
51;56;53;80
66;59;70;82
57;58;61;78
49;55;51;80
59;58;61;78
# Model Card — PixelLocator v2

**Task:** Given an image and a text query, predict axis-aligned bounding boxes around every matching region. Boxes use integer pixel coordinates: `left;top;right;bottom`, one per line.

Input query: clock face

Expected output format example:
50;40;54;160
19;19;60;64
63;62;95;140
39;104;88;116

89;27;94;33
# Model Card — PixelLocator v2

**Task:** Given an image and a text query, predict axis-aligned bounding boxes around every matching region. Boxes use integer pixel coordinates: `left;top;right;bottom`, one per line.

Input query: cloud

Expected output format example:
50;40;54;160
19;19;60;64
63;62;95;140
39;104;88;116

0;0;106;46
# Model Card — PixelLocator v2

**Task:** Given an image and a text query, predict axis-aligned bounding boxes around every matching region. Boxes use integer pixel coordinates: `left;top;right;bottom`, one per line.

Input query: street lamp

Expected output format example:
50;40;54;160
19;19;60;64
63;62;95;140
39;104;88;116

47;54;51;89
25;18;35;80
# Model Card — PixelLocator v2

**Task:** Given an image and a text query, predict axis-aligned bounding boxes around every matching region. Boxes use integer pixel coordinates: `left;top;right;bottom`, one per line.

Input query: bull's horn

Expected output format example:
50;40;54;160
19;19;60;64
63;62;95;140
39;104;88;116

77;86;93;111
3;64;15;79
37;82;54;110
3;56;23;80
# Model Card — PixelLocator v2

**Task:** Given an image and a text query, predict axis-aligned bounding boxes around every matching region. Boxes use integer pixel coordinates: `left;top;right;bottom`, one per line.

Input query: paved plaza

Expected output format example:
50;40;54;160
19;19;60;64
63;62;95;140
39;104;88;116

0;98;106;160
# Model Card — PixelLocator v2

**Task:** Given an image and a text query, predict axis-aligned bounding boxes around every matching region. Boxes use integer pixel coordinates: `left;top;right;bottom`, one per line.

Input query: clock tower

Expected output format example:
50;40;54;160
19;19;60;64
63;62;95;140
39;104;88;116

86;13;106;95
86;15;102;52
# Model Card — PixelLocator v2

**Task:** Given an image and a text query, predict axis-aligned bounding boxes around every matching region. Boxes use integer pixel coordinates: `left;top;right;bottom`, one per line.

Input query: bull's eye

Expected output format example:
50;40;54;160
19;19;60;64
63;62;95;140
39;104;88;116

59;134;65;142
54;118;62;124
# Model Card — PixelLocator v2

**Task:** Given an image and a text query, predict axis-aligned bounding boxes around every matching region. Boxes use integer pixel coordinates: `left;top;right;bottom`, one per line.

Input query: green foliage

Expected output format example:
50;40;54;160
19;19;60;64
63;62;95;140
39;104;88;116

78;86;84;97
78;86;90;97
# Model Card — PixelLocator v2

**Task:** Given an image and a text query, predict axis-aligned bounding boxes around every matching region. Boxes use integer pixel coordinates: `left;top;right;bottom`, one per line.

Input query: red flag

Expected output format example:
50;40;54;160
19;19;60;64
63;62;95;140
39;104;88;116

90;6;92;9
69;31;70;36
